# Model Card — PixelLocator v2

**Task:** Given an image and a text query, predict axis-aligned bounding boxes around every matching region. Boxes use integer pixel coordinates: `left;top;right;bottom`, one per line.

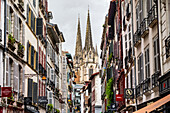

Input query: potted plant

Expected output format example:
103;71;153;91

7;94;15;105
47;104;53;112
55;109;60;113
8;34;16;51
17;42;24;58
106;78;114;107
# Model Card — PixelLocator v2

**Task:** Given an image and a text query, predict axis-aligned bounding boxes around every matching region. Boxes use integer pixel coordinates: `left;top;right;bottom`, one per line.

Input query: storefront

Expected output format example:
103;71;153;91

133;94;170;113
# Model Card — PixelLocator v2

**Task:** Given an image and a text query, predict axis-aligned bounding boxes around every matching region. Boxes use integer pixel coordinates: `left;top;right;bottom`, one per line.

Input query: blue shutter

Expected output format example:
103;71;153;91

33;82;37;103
27;4;29;23
27;41;29;63
31;46;34;67
28;78;33;97
36;18;43;35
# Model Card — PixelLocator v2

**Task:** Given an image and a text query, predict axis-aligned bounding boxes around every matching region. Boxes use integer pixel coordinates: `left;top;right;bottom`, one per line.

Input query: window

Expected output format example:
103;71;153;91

145;46;150;78
34;50;36;69
139;0;143;24
6;57;9;86
13;14;19;41
126;75;129;88
147;0;152;13
6;5;12;34
138;54;144;84
154;37;160;72
51;68;54;81
136;4;139;30
33;0;36;7
130;70;133;88
48;91;52;104
27;5;36;33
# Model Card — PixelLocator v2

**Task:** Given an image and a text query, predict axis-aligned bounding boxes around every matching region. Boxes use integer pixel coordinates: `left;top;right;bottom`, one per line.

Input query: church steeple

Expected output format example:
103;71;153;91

75;15;82;56
84;7;93;51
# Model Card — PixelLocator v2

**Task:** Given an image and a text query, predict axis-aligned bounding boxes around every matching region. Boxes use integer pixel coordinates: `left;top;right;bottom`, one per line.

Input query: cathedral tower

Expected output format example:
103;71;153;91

74;9;99;83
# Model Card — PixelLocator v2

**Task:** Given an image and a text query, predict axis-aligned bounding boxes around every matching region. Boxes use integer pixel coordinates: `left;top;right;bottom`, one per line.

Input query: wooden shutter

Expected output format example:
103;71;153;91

22;23;25;45
42;51;43;66
31;46;34;67
14;62;19;92
31;11;33;29
13;13;16;39
141;54;144;81
33;82;37;103
39;80;40;96
6;57;9;86
27;41;29;63
44;54;46;69
22;68;25;94
27;4;29;23
51;68;54;81
6;4;9;33
28;78;33;97
36;18;43;35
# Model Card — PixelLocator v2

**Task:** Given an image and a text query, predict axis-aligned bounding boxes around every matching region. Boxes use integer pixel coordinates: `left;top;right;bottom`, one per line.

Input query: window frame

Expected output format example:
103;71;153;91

144;46;150;79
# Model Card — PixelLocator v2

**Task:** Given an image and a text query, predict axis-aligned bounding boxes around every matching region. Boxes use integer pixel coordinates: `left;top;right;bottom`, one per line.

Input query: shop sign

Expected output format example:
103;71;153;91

38;96;48;104
116;94;123;101
124;88;134;99
1;87;12;97
24;97;32;105
25;105;39;113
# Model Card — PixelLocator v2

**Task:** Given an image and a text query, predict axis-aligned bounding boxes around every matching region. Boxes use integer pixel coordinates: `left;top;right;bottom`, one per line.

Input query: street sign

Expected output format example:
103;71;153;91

38;96;48;104
124;88;134;99
116;94;123;101
1;87;12;97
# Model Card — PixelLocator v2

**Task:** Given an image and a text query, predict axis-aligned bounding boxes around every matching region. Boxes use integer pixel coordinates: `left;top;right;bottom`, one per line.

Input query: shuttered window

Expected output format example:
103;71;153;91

29;43;31;65
22;23;25;45
6;57;9;86
27;4;29;23
22;68;25;94
28;78;33;97
33;82;37;103
27;41;30;63
14;13;19;41
6;5;12;34
138;54;144;84
154;37;160;72
36;18;43;35
136;5;139;30
51;68;54;81
33;0;36;7
145;47;150;79
147;0;152;13
34;51;36;69
31;46;34;67
14;62;19;92
139;0;143;24
36;52;38;70
48;91;52;104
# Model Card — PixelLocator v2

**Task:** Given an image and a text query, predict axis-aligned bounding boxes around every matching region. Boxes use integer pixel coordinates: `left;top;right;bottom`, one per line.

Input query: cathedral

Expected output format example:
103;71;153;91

73;9;99;83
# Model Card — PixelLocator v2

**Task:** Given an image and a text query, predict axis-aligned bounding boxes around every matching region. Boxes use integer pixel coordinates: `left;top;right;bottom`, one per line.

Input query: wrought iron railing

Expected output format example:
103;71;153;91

140;18;149;37
133;29;141;47
143;78;150;93
148;5;157;27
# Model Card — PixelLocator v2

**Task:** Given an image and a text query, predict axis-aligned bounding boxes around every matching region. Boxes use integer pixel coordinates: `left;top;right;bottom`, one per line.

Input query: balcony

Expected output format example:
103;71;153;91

7;34;16;51
18;0;24;12
165;36;170;59
126;3;131;21
136;84;143;100
140;18;149;38
17;43;24;58
55;64;59;74
143;78;151;95
133;29;141;47
152;71;160;91
148;5;157;28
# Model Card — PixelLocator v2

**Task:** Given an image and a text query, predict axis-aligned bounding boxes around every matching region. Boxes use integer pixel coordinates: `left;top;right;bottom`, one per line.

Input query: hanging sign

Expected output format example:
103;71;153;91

1;87;12;97
124;88;134;99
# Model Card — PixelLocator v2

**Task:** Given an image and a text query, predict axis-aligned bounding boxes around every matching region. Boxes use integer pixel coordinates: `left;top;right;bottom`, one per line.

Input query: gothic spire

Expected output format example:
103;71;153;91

75;15;82;56
84;7;93;51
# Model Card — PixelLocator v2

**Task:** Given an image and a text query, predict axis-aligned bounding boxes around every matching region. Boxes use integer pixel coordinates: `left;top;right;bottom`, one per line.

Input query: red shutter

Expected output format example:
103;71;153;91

44;55;46;69
41;51;43;66
39;47;41;64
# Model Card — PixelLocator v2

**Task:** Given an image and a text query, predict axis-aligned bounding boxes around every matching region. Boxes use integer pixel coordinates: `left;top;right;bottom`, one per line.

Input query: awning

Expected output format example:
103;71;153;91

133;94;170;113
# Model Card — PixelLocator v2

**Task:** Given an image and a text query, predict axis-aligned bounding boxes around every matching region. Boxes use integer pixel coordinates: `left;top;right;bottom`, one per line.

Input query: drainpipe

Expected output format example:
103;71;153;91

130;0;138;111
3;0;7;87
